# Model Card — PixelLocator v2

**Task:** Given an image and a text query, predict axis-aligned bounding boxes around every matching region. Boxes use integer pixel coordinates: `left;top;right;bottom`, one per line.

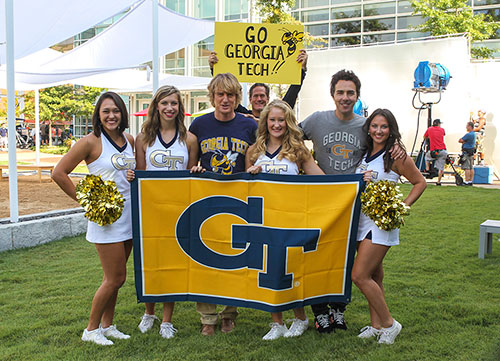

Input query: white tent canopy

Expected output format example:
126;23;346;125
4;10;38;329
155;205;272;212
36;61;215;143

0;0;138;63
15;0;214;85
2;0;213;223
0;48;210;91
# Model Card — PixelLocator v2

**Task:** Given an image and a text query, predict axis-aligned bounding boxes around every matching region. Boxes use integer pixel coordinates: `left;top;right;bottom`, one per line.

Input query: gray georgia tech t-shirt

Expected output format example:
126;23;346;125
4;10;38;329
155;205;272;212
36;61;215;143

300;110;366;175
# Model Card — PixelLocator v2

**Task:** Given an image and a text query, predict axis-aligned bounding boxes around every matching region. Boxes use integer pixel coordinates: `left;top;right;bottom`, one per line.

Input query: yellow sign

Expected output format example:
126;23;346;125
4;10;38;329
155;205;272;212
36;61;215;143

132;171;362;312
213;22;304;85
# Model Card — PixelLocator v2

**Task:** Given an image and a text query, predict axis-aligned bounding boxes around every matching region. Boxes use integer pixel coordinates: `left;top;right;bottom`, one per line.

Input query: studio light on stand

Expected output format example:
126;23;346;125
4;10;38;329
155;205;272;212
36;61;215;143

411;61;451;174
354;98;368;117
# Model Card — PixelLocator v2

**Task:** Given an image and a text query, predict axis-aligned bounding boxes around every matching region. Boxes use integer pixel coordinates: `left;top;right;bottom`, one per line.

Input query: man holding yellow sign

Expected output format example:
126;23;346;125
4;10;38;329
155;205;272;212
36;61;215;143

213;22;304;85
212;22;307;121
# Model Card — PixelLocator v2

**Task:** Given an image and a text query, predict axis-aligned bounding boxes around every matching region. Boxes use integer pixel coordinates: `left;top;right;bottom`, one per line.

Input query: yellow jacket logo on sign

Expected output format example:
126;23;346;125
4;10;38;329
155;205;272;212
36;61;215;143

133;172;362;312
214;22;304;85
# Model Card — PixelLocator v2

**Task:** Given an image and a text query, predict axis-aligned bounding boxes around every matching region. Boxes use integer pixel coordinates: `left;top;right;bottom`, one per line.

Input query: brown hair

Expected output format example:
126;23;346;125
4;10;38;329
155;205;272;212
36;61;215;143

362;108;406;172
91;92;129;137
141;85;186;146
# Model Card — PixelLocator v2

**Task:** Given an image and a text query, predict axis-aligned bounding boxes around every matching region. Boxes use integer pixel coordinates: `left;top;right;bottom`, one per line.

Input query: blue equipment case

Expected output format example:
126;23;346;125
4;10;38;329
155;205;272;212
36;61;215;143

473;166;493;184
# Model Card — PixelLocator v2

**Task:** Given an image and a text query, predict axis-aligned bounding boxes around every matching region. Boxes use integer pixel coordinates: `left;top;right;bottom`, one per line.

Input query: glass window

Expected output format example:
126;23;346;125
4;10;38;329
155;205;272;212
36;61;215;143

164;49;185;70
81;29;96;40
472;40;500;57
364;17;395;31
475;8;500;18
304;37;329;49
302;0;329;7
193;67;212;77
165;68;185;75
363;33;395;43
474;0;500;5
363;2;396;16
397;1;412;14
225;0;248;20
292;0;300;10
331;0;355;5
193;0;215;20
306;23;329;36
331;36;361;46
292;11;300;20
332;20;361;34
303;9;330;22
397;15;424;29
193;35;214;67
165;0;186;14
475;9;500;38
332;6;361;19
397;31;430;40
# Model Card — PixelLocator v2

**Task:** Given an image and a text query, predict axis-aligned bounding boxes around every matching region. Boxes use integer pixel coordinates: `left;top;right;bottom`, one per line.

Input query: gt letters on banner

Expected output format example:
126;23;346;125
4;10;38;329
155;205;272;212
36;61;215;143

132;171;362;312
213;22;304;85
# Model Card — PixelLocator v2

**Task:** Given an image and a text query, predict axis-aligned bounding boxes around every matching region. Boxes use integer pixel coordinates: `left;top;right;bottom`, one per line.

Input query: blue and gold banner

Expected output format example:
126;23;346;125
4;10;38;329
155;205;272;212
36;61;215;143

131;171;363;312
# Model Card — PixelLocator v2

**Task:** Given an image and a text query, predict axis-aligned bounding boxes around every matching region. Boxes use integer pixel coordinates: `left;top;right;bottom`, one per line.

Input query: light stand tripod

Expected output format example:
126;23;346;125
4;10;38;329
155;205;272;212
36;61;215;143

412;92;441;178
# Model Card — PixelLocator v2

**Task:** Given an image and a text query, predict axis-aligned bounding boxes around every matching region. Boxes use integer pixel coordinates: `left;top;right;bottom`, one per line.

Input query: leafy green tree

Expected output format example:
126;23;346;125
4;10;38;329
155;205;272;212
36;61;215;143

410;0;500;58
255;0;327;96
255;0;327;48
73;86;105;134
23;85;104;144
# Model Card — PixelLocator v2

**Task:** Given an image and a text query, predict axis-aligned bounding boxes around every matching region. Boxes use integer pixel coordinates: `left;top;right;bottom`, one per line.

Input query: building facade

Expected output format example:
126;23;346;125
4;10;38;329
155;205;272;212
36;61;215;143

290;0;499;56
71;0;499;137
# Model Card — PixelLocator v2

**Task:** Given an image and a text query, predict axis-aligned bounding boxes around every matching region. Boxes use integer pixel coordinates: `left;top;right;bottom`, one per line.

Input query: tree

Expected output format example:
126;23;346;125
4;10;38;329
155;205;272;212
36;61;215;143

73;86;105;134
410;0;500;59
255;0;327;96
23;85;104;144
256;0;327;48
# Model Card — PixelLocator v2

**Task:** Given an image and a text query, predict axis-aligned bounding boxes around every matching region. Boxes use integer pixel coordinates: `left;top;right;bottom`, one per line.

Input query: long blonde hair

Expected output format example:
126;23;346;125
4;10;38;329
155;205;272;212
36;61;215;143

250;99;310;165
141;85;186;146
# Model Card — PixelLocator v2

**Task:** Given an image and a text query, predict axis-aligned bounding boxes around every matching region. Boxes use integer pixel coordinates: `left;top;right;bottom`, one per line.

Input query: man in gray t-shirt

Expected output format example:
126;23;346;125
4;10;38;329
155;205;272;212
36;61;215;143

300;110;366;174
299;69;364;334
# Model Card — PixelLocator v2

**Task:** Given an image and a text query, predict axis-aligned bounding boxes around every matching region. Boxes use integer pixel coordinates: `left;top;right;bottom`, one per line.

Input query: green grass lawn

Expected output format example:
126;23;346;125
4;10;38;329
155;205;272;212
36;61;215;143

0;185;499;361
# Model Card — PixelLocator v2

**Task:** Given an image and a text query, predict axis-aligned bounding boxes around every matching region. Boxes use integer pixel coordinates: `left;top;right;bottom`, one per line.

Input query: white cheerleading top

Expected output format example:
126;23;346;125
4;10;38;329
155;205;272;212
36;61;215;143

86;131;135;244
356;150;401;246
145;129;188;171
254;147;299;175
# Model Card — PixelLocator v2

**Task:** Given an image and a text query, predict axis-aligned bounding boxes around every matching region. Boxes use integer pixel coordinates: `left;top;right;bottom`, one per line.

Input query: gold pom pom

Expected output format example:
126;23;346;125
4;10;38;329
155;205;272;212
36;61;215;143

76;174;124;226
360;180;410;231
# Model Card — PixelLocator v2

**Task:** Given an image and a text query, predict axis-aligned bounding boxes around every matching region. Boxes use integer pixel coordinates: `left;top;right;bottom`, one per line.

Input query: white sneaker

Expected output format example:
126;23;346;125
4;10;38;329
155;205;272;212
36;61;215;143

159;322;177;339
378;320;402;344
262;322;288;340
81;328;113;346
358;325;381;339
284;317;308;337
138;313;159;333
102;325;130;340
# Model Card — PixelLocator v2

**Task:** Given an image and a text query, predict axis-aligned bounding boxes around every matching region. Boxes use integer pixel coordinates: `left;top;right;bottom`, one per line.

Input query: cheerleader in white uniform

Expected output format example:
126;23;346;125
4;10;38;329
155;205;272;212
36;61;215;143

245;99;324;340
52;92;136;346
127;85;198;339
352;108;426;344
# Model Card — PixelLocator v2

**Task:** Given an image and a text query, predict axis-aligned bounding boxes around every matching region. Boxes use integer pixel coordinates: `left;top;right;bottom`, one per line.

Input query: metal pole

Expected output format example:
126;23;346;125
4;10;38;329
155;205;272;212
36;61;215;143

5;0;19;222
152;0;159;93
35;88;40;165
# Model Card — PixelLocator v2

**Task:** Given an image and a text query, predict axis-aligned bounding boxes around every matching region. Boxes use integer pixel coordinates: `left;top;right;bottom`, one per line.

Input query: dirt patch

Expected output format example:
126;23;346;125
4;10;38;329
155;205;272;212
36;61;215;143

0;175;81;218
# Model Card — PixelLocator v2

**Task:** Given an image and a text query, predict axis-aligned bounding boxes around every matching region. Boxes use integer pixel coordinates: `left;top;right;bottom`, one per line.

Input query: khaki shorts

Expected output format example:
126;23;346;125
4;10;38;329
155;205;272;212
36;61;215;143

425;149;448;171
461;154;474;170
